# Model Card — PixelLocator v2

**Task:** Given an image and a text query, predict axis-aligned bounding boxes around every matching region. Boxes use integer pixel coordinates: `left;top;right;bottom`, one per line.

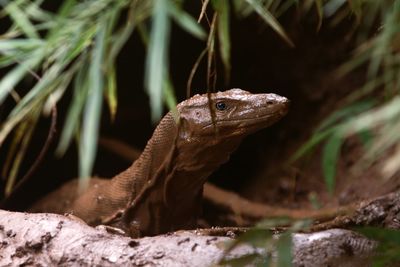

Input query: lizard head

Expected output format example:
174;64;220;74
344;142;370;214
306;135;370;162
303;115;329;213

177;88;289;140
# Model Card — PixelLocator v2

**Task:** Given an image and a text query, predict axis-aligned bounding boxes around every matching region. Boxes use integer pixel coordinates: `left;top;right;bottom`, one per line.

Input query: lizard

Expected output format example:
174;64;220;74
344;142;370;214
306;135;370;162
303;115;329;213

30;88;289;237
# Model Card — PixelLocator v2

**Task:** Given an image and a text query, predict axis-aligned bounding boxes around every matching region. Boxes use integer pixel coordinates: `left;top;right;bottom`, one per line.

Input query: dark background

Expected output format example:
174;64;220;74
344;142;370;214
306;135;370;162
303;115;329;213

1;3;362;212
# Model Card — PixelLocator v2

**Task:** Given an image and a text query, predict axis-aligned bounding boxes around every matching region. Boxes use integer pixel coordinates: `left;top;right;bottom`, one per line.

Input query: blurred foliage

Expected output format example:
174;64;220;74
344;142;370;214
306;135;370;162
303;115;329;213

219;218;311;266
0;0;292;194
291;0;400;197
355;227;400;266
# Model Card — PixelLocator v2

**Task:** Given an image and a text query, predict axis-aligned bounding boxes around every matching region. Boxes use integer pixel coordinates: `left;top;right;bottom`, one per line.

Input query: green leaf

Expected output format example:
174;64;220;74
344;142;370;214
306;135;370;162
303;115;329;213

0;39;44;51
145;0;171;122
232;0;253;17
56;60;89;156
24;0;53;23
1;116;27;179
358;129;373;148
0;54;25;68
275;0;298;18
107;8;136;65
224;228;273;254
308;191;321;209
212;0;231;82
57;0;77;18
105;66;118;121
5;109;39;196
316;100;376;132
355;227;400;266
8;61;63;117
276;232;292;267
348;0;363;20
206;13;217;90
290;127;336;162
0;52;43;105
323;0;347;17
365;0;400;81
220;254;266;267
64;26;97;64
0;103;34;146
256;217;292;228
340;96;400;135
244;0;294;47
79;21;106;187
357;227;400;245
291;100;376;163
315;0;323;31
45;0;76;41
0;63;75;146
3;1;39;39
0;0;140;190
322;134;343;194
167;2;206;40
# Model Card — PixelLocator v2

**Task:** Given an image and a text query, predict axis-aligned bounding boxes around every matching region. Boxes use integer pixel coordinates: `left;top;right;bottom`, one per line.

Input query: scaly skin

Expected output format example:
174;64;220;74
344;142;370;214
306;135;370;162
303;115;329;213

30;89;289;237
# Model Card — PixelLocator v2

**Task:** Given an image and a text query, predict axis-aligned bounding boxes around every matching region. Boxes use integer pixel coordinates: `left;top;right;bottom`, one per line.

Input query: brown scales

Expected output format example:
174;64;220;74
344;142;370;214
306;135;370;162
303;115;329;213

30;88;289;237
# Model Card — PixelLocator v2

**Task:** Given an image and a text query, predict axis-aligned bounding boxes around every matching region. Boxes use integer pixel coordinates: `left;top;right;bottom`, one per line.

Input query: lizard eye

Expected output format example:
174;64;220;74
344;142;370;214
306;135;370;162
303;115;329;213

216;101;227;111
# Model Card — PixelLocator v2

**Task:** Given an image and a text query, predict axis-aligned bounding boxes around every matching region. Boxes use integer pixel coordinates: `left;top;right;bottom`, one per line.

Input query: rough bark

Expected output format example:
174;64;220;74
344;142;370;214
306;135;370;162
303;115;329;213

0;210;258;266
1;192;399;266
0;211;375;266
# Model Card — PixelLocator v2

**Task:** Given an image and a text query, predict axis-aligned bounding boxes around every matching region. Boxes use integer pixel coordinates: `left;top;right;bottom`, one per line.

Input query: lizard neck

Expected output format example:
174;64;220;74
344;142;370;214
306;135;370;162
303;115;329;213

115;112;245;236
110;112;178;205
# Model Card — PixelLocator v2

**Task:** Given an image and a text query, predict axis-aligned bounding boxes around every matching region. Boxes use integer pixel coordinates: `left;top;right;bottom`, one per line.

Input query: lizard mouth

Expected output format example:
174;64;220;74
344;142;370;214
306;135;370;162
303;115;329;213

202;111;284;130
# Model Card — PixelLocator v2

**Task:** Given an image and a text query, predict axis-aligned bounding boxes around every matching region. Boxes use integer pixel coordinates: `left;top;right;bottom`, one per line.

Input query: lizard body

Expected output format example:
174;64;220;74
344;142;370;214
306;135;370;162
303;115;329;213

30;89;289;236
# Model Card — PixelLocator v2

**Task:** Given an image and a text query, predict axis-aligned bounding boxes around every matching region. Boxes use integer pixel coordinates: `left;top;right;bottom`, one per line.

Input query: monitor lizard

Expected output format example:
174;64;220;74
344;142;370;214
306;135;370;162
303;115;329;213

30;88;289;237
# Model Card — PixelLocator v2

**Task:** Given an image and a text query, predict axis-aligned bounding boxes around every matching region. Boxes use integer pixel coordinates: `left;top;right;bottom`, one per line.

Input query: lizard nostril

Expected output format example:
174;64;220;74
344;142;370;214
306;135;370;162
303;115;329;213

267;100;274;105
